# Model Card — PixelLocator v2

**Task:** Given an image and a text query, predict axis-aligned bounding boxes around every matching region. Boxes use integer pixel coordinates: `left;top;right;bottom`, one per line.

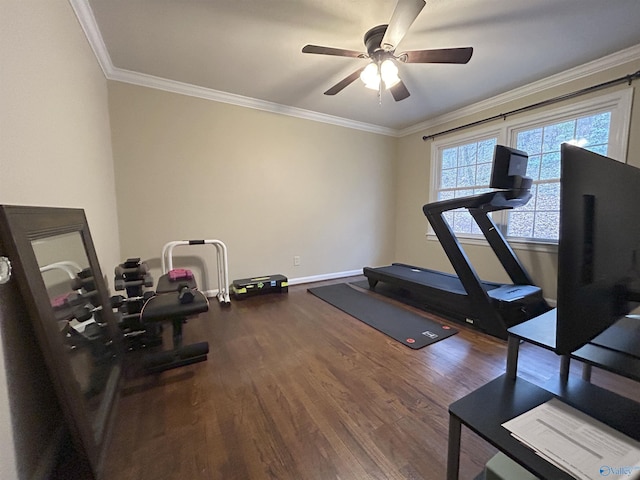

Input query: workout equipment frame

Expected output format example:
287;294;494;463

161;239;231;304
364;189;551;339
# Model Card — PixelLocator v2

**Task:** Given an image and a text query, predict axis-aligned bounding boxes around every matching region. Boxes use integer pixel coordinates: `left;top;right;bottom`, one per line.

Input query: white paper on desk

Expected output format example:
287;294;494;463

502;398;640;480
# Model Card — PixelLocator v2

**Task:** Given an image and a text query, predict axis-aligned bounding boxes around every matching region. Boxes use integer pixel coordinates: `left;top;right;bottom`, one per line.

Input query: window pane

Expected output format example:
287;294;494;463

457;166;476;187
441;169;456;188
443;211;454;226
477;162;492;185
442;148;457;169
542;121;576;151
507;211;534;238
453;211;474;234
576;112;610;146
517;128;543;155
526;154;541;181
438;190;455;201
540;152;561;180
477;139;496;162
536;182;560;211
533;211;560;240
459;144;477;167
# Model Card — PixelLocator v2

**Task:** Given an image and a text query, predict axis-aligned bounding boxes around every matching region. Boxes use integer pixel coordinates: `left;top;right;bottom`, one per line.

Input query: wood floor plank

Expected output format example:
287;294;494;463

99;278;639;480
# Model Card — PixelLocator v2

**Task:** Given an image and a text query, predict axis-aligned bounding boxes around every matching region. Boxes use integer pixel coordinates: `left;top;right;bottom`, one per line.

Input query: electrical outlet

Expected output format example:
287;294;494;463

293;255;301;266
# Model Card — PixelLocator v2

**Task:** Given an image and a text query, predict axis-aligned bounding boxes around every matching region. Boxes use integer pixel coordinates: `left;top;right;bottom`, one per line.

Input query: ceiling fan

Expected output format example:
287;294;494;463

301;0;473;101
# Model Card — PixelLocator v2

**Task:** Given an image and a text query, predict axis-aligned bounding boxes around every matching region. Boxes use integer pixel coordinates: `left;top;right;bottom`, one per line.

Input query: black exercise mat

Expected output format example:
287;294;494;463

308;283;457;349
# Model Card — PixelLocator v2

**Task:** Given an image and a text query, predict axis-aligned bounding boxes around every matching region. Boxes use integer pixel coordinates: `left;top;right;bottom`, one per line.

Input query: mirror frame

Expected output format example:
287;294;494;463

0;205;121;479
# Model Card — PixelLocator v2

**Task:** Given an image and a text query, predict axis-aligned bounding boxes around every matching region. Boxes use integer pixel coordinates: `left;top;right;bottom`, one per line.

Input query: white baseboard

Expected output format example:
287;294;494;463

202;269;363;298
287;269;363;286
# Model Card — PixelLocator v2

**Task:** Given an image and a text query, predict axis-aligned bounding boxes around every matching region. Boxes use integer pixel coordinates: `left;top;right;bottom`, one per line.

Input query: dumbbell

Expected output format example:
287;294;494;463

65;290;100;307
110;291;155;308
114;259;149;279
71;275;96;292
178;284;195;304
114;275;154;291
114;258;154;292
72;304;103;323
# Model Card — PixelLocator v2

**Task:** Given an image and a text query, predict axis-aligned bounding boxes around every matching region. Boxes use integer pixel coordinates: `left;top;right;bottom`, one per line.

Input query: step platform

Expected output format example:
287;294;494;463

232;274;288;300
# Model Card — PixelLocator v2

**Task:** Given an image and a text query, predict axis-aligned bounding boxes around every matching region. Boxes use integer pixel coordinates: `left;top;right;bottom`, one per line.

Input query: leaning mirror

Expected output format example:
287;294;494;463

0;206;121;479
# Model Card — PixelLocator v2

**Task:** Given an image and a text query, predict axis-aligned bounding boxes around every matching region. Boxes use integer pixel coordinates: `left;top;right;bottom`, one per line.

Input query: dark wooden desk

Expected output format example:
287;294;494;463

507;310;640;383
505;309;569;380
447;313;640;480
447;374;640;480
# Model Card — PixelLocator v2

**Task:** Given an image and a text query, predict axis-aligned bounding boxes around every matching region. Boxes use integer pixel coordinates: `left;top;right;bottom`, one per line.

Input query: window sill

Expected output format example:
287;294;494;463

425;233;558;254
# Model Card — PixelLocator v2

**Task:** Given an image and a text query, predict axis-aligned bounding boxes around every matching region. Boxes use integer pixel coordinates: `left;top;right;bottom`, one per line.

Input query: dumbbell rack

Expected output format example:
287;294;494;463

112;258;160;351
160;239;231;304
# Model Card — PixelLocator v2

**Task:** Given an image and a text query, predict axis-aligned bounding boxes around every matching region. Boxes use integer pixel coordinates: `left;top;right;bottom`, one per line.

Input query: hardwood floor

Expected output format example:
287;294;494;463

99;278;639;480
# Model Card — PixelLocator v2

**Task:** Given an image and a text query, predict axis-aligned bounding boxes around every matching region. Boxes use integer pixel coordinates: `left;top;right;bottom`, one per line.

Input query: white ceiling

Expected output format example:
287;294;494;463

77;0;640;134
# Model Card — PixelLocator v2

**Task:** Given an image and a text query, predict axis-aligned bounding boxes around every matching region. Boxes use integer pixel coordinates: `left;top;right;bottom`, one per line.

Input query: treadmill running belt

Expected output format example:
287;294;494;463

308;283;457;349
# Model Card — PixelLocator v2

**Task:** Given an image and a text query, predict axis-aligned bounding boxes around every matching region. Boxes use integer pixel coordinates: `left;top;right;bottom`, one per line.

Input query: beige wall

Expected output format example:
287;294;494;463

394;58;640;301
0;1;120;478
108;82;397;290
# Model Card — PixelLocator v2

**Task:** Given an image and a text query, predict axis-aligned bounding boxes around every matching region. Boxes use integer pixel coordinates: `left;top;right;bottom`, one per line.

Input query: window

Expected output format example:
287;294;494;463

509;111;611;241
430;89;633;246
437;137;497;236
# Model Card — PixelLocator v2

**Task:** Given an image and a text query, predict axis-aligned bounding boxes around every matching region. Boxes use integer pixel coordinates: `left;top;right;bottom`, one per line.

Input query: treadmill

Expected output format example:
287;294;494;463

364;145;551;340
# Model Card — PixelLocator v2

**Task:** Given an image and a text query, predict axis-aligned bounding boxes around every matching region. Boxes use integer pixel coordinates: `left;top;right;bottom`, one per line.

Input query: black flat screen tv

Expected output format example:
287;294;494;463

556;144;640;355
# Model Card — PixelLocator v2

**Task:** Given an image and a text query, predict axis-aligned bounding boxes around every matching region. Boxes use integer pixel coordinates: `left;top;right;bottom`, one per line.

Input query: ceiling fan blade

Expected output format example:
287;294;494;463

302;44;366;58
402;47;473;64
390;80;410;102
381;0;426;50
324;67;366;96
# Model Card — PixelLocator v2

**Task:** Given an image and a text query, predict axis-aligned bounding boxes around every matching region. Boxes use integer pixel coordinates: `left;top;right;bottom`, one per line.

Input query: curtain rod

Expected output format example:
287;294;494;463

422;69;640;141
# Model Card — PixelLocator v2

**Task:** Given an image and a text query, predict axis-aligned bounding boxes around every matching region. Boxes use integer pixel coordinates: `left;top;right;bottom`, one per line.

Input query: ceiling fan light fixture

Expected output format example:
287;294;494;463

302;0;473;101
360;62;381;90
380;59;400;88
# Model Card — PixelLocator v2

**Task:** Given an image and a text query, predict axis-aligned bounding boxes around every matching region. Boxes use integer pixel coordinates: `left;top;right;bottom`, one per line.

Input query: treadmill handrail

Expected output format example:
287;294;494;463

423;189;532;216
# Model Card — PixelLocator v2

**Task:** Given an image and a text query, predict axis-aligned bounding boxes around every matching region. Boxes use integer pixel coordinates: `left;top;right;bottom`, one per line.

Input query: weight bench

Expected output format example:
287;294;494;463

139;274;210;374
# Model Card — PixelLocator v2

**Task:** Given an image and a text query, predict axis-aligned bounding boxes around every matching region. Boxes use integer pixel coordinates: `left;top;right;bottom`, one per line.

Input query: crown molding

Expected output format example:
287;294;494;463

71;0;639;139
69;0;114;76
398;43;640;137
108;68;397;136
69;0;396;137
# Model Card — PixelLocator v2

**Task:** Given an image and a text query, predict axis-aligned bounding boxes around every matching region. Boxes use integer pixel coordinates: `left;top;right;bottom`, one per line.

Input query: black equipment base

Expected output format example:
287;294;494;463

308;283;457;349
363;264;549;340
142;342;210;374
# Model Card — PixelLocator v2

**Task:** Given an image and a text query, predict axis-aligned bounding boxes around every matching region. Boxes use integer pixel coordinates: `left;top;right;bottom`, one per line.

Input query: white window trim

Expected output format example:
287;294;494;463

426;87;634;250
506;88;634;162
